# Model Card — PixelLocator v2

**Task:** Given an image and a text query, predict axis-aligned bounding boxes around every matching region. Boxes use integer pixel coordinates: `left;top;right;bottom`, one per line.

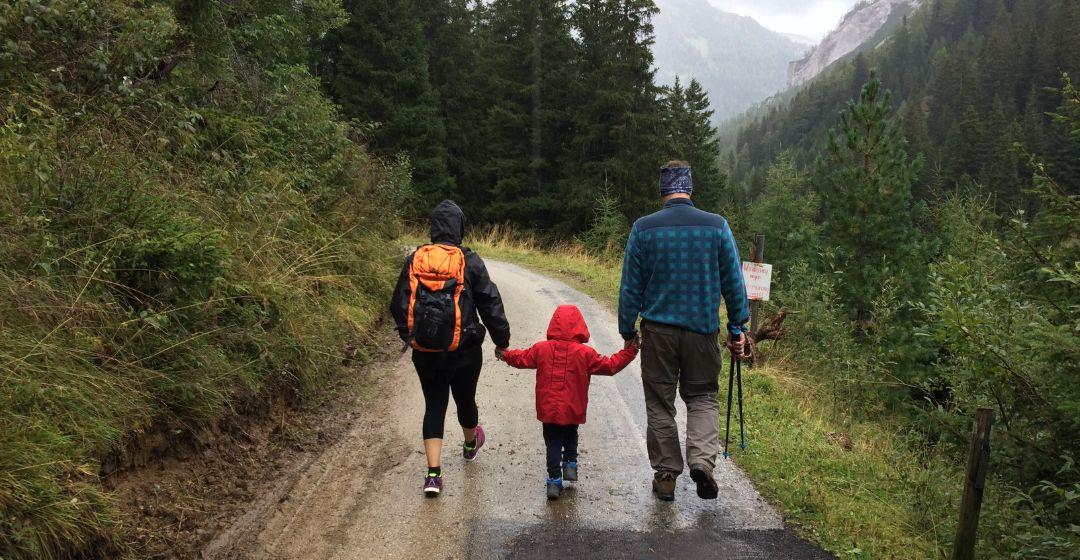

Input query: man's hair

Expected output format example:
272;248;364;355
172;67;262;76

662;160;691;169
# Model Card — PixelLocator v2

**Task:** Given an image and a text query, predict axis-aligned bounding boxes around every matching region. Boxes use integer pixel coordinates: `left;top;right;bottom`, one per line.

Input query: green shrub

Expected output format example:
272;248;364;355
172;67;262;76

579;188;630;258
0;1;410;558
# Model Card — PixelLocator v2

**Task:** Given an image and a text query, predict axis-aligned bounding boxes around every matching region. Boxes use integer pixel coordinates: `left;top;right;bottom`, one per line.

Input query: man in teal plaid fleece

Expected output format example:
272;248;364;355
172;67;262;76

618;160;750;502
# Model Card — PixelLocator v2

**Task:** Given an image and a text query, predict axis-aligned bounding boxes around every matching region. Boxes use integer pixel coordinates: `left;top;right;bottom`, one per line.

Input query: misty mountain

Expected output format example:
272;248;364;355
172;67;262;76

782;32;817;46
652;0;810;120
788;0;922;87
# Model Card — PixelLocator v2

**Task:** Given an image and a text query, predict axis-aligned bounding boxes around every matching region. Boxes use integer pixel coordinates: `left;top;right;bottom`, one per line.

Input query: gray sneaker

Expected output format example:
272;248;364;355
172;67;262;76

562;461;578;482
546;477;563;500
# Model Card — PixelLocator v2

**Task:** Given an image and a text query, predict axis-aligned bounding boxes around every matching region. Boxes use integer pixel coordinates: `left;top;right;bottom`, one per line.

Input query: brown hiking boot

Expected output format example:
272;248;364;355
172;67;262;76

689;464;719;499
652;475;676;501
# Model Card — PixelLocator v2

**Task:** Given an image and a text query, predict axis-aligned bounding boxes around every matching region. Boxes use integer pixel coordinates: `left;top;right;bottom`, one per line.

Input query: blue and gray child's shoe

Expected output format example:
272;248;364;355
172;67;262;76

546;477;563;500
562;461;578;482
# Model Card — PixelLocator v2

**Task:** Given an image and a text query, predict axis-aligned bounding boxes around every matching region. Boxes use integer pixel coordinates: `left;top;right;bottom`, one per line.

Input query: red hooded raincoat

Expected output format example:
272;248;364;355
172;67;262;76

502;305;637;425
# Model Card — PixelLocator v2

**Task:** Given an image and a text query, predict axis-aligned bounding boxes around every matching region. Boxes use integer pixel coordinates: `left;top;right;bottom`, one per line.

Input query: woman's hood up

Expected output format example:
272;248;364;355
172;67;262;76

430;200;465;245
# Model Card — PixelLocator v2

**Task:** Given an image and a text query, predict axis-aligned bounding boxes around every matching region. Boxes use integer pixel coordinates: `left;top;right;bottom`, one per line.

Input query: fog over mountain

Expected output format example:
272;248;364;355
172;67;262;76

652;0;810;120
706;0;863;41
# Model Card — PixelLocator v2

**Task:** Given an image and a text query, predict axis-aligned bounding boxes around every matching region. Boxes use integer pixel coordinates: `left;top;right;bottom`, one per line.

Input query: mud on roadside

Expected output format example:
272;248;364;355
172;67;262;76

105;322;404;560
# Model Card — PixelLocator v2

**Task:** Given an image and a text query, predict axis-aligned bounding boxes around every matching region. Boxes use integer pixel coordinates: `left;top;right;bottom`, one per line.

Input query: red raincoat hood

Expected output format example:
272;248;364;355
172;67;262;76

546;305;590;343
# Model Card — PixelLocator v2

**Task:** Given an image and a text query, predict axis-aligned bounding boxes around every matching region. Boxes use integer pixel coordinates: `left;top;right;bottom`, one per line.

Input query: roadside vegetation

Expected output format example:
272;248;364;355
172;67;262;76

466;227;961;558
0;2;409;558
459;68;1078;560
466;204;1072;559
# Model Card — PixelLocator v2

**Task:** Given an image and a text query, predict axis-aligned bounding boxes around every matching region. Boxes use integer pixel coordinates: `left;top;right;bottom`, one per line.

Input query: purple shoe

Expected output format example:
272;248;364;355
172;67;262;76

463;425;486;462
423;474;443;497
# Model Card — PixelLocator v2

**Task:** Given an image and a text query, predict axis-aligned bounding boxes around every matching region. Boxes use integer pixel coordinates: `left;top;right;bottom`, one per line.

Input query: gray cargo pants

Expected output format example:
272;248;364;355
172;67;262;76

640;321;722;478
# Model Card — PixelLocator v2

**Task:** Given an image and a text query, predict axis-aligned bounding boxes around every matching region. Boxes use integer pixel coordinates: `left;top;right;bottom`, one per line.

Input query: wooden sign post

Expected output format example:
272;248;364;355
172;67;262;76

741;234;769;367
953;407;994;560
746;233;767;335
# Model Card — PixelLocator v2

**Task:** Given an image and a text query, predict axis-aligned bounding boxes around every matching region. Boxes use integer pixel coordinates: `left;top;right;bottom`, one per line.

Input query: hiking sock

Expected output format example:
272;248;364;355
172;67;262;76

427;466;442;477
464;438;477;450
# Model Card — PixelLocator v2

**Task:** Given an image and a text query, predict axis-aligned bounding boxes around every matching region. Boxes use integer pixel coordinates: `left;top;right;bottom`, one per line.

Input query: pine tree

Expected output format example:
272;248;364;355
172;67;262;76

478;0;577;228
563;0;664;229
747;153;821;277
812;73;923;332
423;0;488;208
319;0;454;205
662;78;731;216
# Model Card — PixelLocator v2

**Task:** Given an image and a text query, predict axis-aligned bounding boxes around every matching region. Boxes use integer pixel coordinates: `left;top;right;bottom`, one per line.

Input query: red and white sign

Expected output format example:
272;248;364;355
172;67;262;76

741;262;772;302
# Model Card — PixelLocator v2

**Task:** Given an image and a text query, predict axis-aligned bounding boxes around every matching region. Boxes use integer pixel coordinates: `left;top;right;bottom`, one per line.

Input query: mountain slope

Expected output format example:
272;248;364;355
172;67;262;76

652;0;809;120
725;0;1080;206
788;0;922;87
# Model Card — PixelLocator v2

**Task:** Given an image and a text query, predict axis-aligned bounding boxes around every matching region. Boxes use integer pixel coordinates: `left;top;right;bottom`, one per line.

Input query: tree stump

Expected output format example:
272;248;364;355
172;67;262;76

747;307;794;366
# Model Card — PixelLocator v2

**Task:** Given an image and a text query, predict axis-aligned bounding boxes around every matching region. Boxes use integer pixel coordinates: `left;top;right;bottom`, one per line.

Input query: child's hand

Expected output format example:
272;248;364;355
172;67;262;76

494;347;508;361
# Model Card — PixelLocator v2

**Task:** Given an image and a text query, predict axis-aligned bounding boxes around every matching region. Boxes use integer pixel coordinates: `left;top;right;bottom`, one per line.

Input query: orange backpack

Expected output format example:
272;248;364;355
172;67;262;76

406;244;467;352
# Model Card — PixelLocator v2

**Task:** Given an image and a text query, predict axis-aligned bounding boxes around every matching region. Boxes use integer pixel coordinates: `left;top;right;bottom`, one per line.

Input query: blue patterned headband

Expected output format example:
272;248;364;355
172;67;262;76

659;166;693;196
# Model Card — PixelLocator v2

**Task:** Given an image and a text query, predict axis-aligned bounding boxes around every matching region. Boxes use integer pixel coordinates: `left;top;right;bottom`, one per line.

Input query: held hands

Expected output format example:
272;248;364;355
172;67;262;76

494;347;508;362
624;333;642;350
725;332;752;361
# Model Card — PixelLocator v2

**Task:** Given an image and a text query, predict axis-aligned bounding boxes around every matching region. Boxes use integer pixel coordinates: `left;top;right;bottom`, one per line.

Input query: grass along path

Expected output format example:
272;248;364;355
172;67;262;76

455;227;965;559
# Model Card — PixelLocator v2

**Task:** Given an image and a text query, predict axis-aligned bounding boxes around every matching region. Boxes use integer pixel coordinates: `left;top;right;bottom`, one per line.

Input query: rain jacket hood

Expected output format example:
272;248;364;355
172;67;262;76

430;200;465;245
547;305;591;343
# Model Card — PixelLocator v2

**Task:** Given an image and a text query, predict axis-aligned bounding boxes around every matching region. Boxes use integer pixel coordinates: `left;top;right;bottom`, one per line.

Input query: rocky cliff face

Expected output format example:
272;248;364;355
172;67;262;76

653;0;809;120
788;0;922;87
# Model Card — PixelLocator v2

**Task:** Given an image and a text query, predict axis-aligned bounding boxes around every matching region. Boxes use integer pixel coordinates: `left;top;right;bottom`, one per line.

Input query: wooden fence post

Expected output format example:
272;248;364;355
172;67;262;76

954;407;994;560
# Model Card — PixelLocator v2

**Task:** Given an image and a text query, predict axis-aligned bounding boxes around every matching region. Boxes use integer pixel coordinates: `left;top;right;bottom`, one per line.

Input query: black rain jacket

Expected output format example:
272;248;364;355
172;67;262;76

390;200;511;350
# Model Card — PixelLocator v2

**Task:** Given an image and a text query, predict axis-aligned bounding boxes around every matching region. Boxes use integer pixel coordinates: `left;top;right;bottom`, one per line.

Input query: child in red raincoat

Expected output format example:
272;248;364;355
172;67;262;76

498;304;638;500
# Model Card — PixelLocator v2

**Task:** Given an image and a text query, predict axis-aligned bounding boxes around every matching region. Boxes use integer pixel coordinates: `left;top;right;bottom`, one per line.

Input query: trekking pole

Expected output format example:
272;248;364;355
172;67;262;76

723;356;736;459
736;358;747;450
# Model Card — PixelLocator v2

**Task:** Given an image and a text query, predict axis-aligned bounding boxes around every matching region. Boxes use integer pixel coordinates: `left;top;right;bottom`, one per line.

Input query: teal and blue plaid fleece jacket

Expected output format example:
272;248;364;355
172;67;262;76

618;198;750;339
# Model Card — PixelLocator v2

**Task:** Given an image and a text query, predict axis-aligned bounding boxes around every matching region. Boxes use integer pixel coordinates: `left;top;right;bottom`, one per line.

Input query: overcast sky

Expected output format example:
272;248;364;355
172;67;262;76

707;0;862;42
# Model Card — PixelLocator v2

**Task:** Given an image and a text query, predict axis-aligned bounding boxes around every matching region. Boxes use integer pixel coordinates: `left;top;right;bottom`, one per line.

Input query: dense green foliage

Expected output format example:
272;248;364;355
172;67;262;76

320;0;732;235
812;73;923;331
743;59;1078;560
662;78;731;214
0;1;408;557
726;0;1080;209
318;0;452;202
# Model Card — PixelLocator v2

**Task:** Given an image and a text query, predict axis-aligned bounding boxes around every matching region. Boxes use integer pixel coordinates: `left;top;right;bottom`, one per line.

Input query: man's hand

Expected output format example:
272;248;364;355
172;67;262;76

725;333;751;360
624;333;642;350
494;347;508;361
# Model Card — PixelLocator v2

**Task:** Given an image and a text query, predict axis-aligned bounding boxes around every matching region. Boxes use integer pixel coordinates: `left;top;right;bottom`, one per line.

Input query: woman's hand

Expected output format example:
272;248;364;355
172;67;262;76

494;347;508;361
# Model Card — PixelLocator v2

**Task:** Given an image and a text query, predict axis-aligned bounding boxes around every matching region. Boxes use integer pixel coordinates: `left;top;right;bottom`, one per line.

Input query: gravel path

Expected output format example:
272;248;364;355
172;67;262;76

204;260;832;559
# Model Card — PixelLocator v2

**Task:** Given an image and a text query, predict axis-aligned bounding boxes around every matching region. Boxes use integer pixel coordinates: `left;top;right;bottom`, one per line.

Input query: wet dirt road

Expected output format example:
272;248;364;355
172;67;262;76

205;260;831;559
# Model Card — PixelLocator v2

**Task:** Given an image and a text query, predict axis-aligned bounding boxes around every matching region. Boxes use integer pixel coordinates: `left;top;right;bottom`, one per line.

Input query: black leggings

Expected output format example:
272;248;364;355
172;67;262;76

543;423;579;478
413;345;482;440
